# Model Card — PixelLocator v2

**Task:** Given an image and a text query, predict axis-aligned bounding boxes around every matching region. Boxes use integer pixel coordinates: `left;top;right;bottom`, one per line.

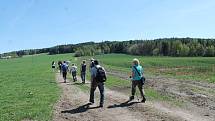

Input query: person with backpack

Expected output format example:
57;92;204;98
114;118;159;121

89;60;106;107
62;61;69;83
80;60;87;84
70;64;77;82
129;58;146;103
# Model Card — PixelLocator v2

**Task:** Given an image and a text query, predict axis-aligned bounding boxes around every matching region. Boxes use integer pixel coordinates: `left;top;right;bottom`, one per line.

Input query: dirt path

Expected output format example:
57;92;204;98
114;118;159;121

52;73;213;121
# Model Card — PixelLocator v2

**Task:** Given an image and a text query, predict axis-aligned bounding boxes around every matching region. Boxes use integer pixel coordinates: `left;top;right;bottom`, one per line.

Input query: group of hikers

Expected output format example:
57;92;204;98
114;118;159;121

51;58;146;108
52;60;87;83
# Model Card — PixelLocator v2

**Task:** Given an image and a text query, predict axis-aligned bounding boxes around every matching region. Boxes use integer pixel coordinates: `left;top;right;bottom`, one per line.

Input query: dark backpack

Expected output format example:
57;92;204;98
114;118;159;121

62;64;68;72
95;66;107;82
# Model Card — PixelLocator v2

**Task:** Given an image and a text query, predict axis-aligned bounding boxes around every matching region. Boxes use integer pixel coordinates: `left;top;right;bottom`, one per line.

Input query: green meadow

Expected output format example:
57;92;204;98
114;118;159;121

0;54;72;121
0;53;214;121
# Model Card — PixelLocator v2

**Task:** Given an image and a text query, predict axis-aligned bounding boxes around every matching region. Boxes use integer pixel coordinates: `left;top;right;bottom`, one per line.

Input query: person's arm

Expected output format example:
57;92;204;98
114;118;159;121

102;67;106;74
91;67;97;78
131;67;135;78
69;67;72;73
132;72;135;78
141;67;144;77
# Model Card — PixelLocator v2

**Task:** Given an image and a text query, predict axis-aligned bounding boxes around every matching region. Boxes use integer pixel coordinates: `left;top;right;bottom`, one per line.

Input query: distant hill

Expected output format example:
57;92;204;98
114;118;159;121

1;38;215;58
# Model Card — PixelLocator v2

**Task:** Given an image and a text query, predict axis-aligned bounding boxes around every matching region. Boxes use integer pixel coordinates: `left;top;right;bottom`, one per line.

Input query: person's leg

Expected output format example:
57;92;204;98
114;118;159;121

137;81;146;102
82;72;86;83
89;80;97;103
130;81;137;100
84;72;86;82
81;72;84;82
72;74;75;81
74;72;77;81
98;82;104;107
65;72;67;82
72;72;75;82
63;72;66;82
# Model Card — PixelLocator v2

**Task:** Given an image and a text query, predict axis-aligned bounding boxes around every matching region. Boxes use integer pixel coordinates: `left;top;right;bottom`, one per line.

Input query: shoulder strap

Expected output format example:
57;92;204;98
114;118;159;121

95;65;101;69
133;66;141;76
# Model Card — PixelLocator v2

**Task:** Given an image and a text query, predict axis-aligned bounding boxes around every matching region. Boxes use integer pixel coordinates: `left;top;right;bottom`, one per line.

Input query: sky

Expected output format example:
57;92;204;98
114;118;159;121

0;0;215;53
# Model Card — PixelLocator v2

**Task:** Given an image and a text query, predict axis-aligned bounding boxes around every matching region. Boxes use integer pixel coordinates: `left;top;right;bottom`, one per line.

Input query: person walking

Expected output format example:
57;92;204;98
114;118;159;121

80;60;87;84
89;58;94;72
129;58;146;103
70;64;77;82
62;61;69;83
51;61;56;72
89;60;106;107
58;61;63;74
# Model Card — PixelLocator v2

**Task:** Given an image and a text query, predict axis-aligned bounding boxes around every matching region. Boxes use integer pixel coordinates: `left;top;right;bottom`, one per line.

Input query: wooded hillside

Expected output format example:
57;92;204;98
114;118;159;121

1;38;215;58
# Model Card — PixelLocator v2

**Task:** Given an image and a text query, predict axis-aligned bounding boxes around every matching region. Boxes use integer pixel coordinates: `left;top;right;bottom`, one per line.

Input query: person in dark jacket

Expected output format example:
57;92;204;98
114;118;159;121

80;60;87;84
62;61;69;83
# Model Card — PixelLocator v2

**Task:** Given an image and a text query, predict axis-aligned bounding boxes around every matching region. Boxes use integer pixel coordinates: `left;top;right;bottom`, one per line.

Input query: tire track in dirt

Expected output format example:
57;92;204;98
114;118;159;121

147;77;215;120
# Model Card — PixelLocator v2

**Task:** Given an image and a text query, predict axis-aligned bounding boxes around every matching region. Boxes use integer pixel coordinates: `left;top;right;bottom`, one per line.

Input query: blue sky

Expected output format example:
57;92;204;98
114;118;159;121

0;0;215;53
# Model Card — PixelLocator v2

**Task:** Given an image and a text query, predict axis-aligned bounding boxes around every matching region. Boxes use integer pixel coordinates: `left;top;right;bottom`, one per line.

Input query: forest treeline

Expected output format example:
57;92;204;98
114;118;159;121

1;38;215;58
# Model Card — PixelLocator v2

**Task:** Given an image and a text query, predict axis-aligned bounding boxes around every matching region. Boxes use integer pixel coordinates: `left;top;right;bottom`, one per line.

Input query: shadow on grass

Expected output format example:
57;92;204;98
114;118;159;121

49;81;57;84
107;101;141;109
61;103;100;114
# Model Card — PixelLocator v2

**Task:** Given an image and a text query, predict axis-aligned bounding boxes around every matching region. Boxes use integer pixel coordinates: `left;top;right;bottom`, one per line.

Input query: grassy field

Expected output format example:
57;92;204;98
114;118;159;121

0;54;73;121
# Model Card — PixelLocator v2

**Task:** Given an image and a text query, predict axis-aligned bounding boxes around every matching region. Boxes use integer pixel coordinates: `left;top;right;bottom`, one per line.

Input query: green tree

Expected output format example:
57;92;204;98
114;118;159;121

205;46;214;57
180;44;190;56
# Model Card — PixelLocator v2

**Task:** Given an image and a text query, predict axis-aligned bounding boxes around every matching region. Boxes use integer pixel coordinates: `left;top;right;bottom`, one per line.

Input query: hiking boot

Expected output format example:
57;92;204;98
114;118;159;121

99;104;103;108
141;96;146;103
129;96;134;101
89;101;94;105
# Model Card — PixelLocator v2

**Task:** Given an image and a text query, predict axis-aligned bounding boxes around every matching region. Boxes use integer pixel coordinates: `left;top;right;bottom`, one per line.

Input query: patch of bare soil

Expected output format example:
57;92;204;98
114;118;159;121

53;73;210;121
